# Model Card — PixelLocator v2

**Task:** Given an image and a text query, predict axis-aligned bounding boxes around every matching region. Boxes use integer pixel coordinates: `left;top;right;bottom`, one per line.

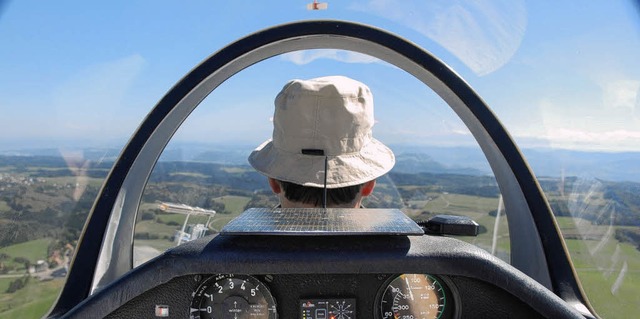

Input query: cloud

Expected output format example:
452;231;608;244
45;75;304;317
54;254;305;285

603;80;640;112
280;50;381;65
515;128;640;151
349;0;527;76
528;77;640;151
547;128;640;142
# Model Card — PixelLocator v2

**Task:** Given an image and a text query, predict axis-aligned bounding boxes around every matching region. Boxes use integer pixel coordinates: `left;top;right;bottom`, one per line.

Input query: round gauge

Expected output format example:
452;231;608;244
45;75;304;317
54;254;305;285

378;274;451;319
190;274;277;319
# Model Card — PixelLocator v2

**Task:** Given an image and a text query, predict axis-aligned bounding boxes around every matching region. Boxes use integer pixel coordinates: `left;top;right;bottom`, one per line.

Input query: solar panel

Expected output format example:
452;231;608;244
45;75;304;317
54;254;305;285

220;207;424;236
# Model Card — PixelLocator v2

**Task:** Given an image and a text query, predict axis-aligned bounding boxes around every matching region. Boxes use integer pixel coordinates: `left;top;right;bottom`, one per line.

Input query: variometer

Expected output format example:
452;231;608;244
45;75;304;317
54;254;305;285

190;274;277;319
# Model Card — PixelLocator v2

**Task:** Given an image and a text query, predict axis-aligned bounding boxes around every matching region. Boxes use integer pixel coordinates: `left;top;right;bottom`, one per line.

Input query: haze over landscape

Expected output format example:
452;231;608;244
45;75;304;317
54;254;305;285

2;143;640;184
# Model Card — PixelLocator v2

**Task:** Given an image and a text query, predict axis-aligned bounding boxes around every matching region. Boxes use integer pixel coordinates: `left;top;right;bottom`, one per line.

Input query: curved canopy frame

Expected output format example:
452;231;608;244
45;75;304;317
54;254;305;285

50;20;593;318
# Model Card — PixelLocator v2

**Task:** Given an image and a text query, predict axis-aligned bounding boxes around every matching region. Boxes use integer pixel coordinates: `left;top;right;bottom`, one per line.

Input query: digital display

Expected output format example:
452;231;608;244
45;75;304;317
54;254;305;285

300;298;356;319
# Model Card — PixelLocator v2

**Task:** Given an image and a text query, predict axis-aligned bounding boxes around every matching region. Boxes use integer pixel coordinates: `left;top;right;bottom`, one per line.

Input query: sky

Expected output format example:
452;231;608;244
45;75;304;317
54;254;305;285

1;1;639;152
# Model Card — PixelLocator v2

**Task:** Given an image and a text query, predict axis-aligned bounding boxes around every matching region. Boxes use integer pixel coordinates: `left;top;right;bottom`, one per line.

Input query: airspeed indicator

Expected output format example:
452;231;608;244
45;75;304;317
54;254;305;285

378;274;449;319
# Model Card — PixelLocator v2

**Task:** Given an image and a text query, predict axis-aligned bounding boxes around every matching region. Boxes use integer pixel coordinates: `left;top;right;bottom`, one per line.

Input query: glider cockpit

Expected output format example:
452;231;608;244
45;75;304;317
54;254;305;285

47;21;596;319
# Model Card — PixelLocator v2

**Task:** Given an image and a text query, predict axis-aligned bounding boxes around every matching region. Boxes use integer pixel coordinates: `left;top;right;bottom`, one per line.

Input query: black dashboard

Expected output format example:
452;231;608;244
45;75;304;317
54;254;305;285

105;273;547;319
64;234;584;319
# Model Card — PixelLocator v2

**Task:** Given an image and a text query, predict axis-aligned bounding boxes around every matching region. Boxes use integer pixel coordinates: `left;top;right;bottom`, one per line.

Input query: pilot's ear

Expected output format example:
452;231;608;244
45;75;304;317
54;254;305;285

361;180;376;197
268;178;282;194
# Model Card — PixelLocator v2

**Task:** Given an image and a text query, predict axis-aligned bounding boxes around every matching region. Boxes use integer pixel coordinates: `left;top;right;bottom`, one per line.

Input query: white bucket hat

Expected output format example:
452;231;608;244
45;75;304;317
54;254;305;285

248;75;395;188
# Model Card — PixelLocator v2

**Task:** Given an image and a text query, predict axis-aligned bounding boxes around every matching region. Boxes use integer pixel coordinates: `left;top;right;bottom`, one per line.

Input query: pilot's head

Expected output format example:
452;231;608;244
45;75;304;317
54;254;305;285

248;75;395;208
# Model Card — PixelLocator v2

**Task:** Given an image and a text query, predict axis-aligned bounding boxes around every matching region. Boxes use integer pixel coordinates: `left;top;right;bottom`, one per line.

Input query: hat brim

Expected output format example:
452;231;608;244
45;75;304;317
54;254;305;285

248;138;395;188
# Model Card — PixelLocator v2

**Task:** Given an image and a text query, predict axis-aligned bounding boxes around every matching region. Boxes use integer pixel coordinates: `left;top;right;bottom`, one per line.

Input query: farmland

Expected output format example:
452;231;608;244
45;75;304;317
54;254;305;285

0;154;639;318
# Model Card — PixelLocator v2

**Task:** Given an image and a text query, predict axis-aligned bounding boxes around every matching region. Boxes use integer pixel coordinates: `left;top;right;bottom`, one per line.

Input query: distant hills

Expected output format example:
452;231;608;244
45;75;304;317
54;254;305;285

1;143;640;183
521;149;640;183
2;145;640;228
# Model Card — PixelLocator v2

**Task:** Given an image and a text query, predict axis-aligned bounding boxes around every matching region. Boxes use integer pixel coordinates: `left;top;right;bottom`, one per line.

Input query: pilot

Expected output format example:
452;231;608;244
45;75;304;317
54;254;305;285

248;75;395;208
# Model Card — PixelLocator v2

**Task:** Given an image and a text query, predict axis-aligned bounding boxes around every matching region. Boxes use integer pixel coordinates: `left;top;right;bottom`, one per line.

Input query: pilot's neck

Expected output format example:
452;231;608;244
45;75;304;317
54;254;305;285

279;196;362;209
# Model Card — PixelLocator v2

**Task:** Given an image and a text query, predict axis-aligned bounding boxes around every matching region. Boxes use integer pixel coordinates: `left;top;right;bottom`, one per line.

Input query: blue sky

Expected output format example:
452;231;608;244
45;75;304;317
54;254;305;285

1;1;639;151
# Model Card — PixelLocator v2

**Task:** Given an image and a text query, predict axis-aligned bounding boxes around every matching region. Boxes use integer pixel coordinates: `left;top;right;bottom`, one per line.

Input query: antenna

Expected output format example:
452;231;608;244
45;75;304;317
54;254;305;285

323;155;328;209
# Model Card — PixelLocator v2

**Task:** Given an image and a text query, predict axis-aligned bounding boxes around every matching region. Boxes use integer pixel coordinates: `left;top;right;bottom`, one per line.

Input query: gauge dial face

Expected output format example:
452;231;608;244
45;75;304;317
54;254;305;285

379;274;447;319
190;274;277;319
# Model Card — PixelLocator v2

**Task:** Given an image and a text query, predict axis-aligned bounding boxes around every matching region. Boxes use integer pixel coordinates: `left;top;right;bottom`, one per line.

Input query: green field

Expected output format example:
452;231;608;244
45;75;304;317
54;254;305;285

219;167;251;173
2;190;640;318
0;201;10;214
0;279;11;294
405;193;511;260
555;216;640;318
39;176;104;188
0;238;51;260
427;193;498;213
209;212;243;232
214;195;251;215
155;213;212;226
0;238;52;271
169;172;209;178
565;238;640;318
135;238;177;253
0;278;63;319
136;220;179;235
0;238;61;318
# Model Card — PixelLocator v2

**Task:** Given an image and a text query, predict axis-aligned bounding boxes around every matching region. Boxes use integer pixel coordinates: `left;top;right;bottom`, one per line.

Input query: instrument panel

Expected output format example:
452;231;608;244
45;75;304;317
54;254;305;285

99;234;563;319
188;273;456;319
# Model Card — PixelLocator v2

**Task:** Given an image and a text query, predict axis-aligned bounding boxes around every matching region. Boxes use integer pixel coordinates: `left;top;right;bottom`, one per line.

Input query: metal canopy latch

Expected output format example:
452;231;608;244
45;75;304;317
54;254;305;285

419;215;479;236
